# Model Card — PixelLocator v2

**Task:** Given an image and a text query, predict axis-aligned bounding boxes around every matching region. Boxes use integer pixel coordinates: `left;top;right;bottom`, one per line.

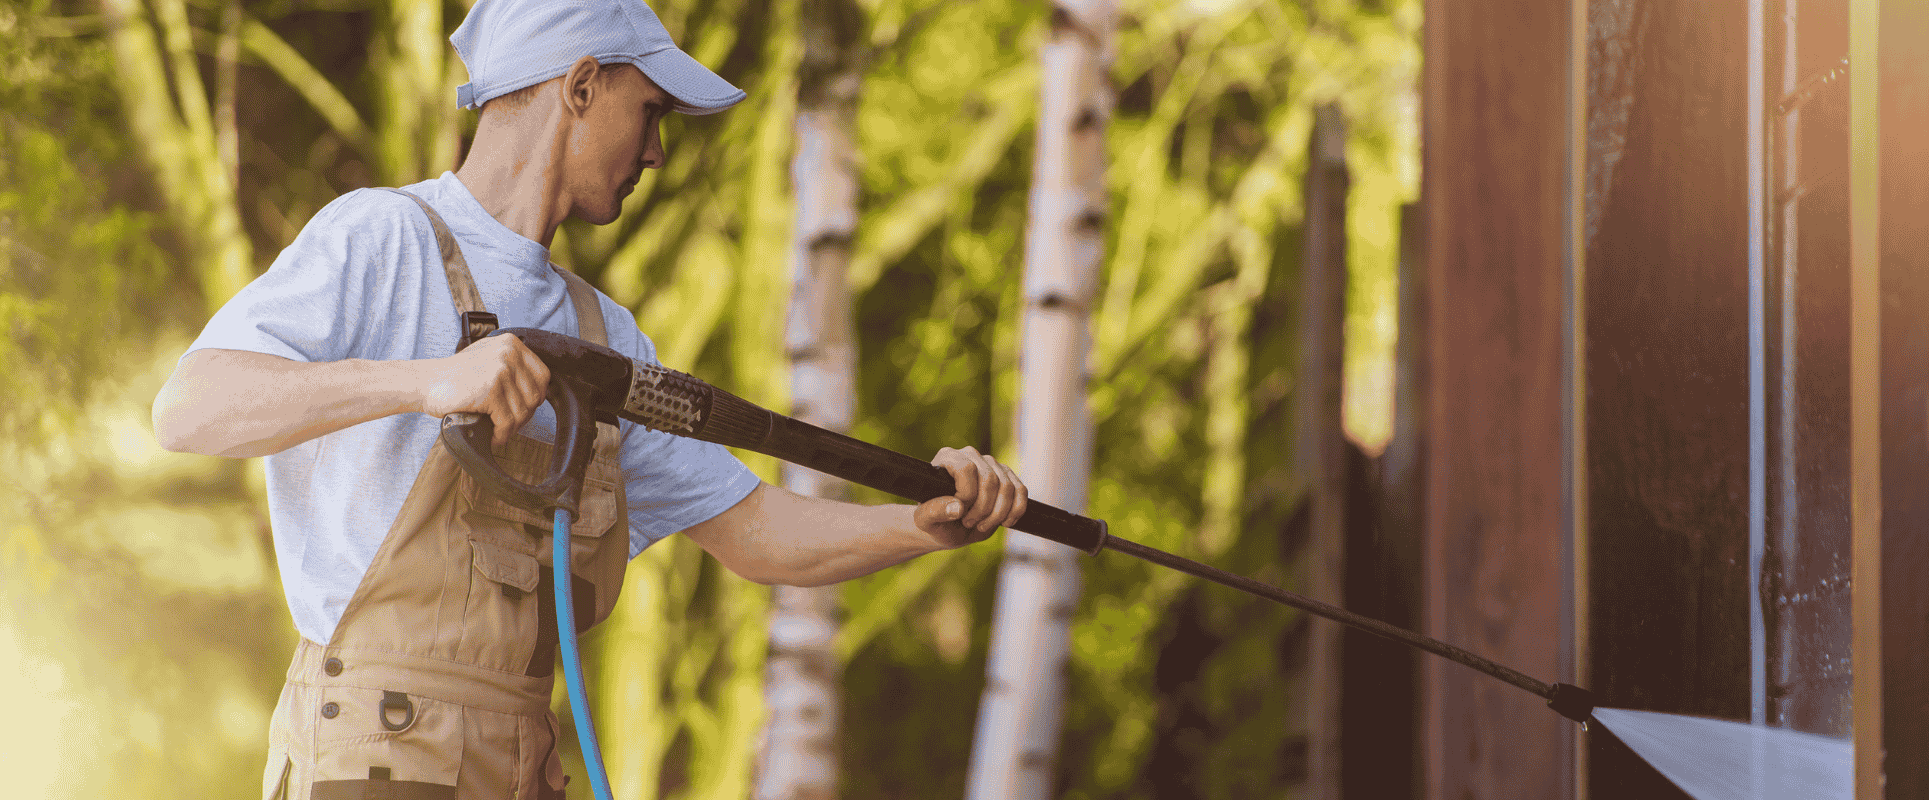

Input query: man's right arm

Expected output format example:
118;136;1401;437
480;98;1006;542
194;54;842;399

153;334;553;458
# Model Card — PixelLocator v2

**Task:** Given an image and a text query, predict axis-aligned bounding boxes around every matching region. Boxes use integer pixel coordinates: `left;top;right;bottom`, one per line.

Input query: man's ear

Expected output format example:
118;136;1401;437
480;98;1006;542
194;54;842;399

560;55;603;118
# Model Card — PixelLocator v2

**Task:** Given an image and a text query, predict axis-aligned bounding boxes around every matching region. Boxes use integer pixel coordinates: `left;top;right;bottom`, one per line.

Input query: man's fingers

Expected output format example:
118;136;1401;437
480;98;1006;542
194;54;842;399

509;342;550;410
489;407;516;447
1009;465;1029;526
935;447;981;510
928;446;1029;533
967;452;999;529
913;495;977;549
478;334;550;448
987;458;1023;531
978;468;1012;533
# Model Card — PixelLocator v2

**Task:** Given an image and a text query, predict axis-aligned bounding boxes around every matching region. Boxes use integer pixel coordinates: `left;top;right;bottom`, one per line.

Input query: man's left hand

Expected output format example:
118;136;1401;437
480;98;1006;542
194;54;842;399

914;446;1030;549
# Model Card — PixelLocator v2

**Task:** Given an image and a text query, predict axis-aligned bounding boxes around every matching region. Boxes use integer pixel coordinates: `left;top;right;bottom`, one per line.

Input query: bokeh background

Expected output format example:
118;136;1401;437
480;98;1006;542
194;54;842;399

0;0;1418;797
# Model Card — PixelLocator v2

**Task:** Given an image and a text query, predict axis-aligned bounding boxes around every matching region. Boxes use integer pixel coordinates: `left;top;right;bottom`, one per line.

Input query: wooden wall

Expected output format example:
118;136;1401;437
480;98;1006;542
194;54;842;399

1419;0;1572;797
1425;1;1924;795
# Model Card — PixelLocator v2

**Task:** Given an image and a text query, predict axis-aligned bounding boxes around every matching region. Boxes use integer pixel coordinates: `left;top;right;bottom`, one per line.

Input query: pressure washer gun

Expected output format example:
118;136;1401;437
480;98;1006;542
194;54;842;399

443;327;1600;800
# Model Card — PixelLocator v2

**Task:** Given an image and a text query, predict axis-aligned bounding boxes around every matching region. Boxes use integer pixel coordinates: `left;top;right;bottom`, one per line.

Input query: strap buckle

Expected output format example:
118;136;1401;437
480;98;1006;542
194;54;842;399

457;311;499;353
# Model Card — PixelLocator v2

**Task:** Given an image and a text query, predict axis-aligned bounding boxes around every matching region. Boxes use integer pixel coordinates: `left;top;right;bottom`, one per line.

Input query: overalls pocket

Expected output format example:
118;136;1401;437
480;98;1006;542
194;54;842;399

564;469;627;624
456;535;542;673
310;686;462;791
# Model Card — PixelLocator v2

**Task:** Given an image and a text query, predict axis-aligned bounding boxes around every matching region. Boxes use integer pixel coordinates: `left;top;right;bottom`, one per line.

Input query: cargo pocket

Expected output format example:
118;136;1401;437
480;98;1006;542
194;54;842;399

453;435;627;646
566;474;626;625
311;687;462;791
458;537;542;671
573;451;632;624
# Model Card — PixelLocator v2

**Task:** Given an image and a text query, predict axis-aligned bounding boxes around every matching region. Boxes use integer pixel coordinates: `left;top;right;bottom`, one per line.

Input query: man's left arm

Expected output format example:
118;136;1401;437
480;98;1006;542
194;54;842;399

682;446;1027;587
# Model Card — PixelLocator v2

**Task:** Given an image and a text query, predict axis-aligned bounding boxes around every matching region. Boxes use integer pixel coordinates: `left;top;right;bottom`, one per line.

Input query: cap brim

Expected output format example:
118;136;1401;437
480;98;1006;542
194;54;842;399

636;48;746;115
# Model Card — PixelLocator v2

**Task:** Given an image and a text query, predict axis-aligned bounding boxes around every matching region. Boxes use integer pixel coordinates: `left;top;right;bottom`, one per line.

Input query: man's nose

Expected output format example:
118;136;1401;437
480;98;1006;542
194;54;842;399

640;136;666;170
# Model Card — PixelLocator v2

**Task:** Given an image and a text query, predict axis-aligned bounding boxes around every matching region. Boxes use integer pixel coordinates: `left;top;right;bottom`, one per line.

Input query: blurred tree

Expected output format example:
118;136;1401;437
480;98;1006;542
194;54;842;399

965;0;1115;799
755;0;867;797
99;0;252;313
0;1;168;444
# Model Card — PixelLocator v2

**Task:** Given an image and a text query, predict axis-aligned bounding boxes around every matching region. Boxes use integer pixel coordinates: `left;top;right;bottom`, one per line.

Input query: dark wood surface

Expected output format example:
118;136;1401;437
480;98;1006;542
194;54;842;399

1581;1;1754;796
1878;1;1929;792
1420;0;1571;796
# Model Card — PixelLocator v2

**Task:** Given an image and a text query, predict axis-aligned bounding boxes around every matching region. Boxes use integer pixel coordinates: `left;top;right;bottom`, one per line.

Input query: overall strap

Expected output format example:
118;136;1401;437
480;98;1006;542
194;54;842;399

377;188;495;345
381;187;609;348
553;265;608;347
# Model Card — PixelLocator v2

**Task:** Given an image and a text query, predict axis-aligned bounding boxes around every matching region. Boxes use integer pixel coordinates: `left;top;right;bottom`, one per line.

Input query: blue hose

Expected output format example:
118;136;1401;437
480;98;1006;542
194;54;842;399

555;508;614;800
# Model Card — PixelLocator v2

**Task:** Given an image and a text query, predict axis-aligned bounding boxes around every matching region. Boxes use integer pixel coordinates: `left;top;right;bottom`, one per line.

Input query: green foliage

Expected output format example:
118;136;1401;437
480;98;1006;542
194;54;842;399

0;1;170;444
0;0;1419;797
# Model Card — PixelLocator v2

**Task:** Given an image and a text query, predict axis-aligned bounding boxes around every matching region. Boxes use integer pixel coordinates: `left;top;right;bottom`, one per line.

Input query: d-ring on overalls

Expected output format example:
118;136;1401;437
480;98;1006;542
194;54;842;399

262;189;631;800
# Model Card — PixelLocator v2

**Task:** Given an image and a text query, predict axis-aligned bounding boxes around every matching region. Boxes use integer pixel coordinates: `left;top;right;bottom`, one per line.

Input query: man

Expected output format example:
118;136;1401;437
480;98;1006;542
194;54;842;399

151;0;1028;797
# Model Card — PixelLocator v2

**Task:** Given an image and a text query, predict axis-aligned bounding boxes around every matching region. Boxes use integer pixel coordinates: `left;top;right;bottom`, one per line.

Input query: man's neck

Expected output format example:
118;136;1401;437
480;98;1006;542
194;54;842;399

453;111;573;248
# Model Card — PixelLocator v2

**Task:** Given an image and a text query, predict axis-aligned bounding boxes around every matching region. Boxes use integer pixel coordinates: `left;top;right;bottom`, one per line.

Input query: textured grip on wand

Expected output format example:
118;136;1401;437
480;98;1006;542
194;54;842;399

753;413;1110;554
615;364;1108;554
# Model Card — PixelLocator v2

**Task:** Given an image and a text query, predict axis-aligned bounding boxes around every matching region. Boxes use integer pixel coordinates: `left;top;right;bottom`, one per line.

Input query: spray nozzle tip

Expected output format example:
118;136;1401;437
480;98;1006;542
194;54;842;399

1547;683;1598;724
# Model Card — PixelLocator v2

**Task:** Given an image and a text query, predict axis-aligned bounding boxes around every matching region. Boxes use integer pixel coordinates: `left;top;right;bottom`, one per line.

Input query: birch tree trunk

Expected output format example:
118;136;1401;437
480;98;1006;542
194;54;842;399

756;1;864;797
965;3;1114;798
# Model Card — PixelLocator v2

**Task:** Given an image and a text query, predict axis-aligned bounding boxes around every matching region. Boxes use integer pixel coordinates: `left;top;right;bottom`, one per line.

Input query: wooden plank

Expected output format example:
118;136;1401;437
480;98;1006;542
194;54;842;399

1296;103;1349;800
1344;202;1427;800
1874;0;1928;793
1580;0;1755;796
1847;0;1878;794
1420;0;1571;796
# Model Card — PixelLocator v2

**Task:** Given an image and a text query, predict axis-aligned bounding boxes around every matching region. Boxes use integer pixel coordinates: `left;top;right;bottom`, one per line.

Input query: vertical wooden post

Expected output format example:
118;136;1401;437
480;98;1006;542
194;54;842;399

1382;210;1428;622
965;2;1113;798
1875;3;1929;796
757;1;864;797
1422;0;1572;796
1297;104;1349;800
1369;201;1428;800
1848;2;1880;797
1564;1;1588;793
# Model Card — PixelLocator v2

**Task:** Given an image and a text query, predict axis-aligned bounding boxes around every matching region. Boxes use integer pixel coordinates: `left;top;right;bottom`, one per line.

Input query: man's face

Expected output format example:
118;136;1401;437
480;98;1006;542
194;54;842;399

567;65;671;225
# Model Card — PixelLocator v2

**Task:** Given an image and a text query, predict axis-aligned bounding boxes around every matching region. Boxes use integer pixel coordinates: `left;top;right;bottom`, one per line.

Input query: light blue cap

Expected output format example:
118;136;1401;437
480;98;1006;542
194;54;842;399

451;0;747;114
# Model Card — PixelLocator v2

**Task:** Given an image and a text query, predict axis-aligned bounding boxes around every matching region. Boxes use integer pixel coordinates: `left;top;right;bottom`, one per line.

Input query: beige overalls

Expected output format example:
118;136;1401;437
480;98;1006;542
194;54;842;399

262;189;632;800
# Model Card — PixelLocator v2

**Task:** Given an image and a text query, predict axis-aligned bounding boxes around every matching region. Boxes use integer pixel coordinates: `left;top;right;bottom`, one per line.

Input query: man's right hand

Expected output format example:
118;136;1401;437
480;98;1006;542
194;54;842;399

417;334;552;447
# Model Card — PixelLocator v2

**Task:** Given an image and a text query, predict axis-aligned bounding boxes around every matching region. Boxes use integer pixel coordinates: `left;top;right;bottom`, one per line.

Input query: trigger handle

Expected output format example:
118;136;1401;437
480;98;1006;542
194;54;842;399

439;376;600;518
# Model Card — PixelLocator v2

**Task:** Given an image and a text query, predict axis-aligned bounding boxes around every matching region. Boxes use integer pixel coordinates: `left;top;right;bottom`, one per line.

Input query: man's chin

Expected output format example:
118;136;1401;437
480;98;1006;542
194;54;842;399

579;203;624;226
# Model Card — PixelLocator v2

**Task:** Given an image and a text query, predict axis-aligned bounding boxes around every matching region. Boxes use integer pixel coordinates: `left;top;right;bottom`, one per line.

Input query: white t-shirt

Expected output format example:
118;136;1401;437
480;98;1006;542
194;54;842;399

188;172;762;645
